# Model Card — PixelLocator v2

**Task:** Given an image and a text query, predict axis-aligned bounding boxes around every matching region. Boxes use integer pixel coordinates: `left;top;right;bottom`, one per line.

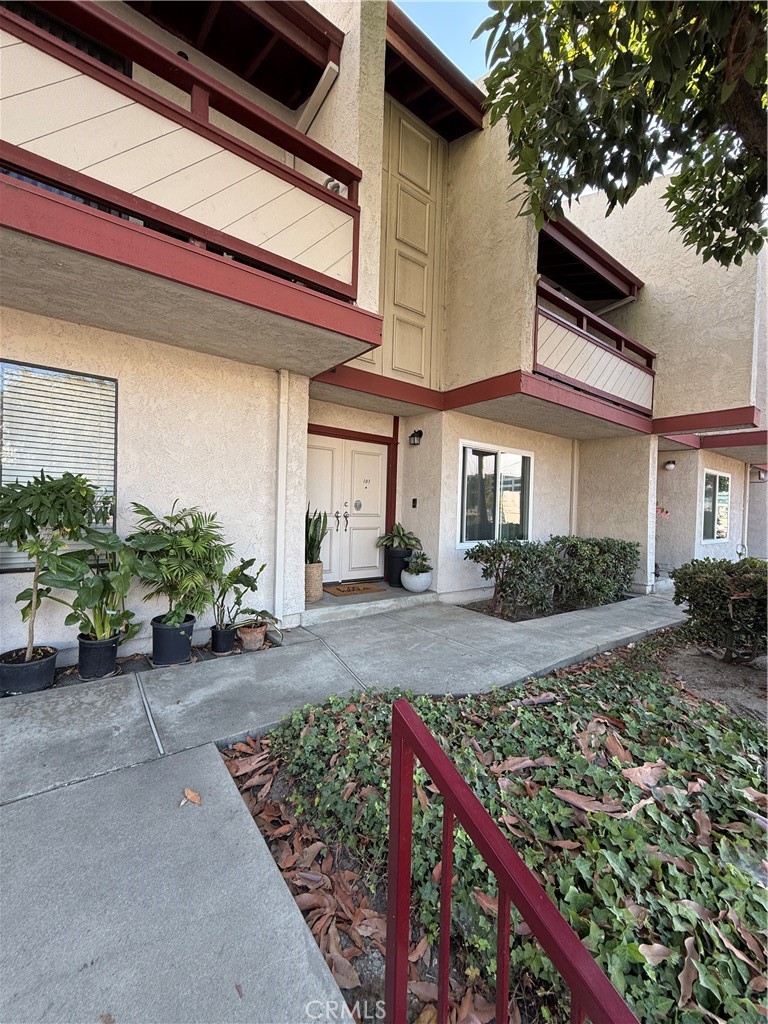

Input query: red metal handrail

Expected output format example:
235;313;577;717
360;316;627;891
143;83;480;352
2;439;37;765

384;699;640;1024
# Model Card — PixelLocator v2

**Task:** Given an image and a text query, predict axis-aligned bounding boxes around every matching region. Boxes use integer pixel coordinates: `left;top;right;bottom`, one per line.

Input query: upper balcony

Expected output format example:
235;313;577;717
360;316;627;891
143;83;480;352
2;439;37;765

0;4;361;299
535;281;656;416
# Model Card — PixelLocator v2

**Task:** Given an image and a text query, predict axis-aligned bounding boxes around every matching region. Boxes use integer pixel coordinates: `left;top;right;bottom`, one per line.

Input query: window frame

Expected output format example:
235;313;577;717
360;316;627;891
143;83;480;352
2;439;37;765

0;358;118;574
701;470;731;543
456;439;534;550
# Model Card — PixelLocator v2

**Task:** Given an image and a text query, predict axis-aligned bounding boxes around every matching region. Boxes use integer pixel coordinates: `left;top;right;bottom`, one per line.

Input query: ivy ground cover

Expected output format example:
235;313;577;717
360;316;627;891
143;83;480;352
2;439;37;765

269;664;767;1023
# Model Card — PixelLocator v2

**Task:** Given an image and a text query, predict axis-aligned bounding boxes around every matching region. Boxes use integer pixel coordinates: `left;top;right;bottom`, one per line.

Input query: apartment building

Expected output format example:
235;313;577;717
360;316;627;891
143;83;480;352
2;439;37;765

1;0;765;655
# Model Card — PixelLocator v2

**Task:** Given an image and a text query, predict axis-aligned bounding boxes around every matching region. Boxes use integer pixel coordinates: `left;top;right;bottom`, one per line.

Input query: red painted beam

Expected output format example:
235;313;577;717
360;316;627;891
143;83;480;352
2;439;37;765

313;364;444;410
661;433;701;449
0;177;382;348
653;407;762;434
700;430;768;449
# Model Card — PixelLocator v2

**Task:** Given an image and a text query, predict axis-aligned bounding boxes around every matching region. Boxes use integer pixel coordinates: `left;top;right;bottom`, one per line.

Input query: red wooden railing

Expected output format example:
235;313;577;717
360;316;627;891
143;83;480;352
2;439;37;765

0;3;362;300
537;281;656;370
385;699;640;1024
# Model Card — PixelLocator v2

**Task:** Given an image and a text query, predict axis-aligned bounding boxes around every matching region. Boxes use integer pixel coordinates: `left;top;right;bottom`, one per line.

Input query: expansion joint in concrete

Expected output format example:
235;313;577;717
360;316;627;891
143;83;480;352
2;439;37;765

135;674;165;755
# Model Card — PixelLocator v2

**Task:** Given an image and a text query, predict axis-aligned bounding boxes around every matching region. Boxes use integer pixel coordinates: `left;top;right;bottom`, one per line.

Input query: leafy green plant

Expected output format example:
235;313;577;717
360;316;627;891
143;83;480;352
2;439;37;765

0;471;112;660
272;669;767;1023
211;557;273;628
671;556;767;662
129;502;233;627
305;508;329;565
404;550;433;575
375;523;422;550
465;536;639;618
38;528;140;642
479;2;766;268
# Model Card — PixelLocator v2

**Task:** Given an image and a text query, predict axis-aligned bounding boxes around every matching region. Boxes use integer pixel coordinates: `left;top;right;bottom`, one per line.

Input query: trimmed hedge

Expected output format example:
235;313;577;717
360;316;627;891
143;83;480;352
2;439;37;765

671;556;767;662
464;535;640;617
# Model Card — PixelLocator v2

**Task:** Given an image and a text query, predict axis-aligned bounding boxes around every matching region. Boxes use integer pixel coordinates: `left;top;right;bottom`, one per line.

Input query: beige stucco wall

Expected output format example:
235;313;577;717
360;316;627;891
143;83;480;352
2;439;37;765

396;412;573;597
442;121;539;390
577;436;657;591
0;307;309;661
303;0;387;314
747;474;768;559
655;449;748;575
308;399;393;438
569;179;760;420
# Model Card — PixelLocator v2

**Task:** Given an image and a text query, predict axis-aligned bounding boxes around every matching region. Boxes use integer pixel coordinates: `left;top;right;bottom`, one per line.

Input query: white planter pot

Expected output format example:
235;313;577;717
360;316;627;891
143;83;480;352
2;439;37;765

401;570;432;593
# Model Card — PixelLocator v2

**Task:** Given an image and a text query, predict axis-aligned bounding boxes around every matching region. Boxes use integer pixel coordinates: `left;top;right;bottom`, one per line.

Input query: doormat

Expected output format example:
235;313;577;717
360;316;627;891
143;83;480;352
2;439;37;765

324;582;386;596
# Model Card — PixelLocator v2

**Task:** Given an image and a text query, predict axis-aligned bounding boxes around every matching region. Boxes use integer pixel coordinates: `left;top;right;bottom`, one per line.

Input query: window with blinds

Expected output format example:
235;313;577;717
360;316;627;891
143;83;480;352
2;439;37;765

0;361;117;571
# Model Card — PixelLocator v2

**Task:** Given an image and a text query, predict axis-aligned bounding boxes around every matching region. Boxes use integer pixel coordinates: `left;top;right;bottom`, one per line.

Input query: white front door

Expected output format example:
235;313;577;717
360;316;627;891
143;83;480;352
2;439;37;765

307;434;387;583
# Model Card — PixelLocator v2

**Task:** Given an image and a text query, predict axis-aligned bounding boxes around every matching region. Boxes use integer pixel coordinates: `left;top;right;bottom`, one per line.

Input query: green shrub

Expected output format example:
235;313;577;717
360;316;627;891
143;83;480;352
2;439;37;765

464;536;640;617
550;535;639;609
671;557;767;662
463;539;557;616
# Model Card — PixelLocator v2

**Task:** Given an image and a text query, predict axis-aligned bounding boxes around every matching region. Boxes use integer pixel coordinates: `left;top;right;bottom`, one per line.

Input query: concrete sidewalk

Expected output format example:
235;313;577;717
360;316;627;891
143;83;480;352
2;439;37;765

0;595;685;1023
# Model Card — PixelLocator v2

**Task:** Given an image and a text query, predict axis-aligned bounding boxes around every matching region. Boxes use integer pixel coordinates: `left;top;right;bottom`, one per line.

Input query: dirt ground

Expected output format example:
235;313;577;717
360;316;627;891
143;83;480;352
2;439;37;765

658;645;767;722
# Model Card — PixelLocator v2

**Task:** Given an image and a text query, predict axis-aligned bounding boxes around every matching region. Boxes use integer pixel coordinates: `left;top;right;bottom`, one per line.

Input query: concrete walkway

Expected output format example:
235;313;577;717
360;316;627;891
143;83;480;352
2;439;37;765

0;596;685;1023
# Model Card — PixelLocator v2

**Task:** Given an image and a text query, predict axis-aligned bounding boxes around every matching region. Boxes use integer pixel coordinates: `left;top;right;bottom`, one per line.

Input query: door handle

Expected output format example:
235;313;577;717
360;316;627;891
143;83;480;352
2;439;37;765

334;511;341;532
343;511;349;532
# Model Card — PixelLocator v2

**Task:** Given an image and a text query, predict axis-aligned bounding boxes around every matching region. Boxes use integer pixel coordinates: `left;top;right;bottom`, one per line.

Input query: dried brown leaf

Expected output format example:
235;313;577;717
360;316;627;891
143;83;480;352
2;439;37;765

621;759;667;790
677;935;699;1008
472;890;498;917
639;943;674;966
409;981;439;1002
413;1008;438;1024
409;935;429;962
183;788;201;805
550;788;624;814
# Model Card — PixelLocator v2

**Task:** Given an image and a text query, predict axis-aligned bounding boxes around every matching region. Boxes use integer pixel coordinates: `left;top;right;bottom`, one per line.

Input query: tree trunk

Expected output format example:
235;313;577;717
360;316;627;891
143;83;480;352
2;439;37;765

25;559;40;662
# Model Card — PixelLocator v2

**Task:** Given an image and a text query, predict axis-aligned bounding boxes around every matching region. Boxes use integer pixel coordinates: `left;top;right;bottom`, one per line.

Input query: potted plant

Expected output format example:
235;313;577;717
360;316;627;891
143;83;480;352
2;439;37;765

210;557;268;654
305;507;329;603
130;502;233;666
375;523;422;587
0;471;110;696
40;529;141;681
401;550;434;593
237;610;280;652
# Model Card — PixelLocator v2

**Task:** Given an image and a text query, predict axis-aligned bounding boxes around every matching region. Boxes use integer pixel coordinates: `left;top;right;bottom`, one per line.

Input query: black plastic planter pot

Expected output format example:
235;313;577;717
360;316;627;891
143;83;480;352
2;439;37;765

151;615;195;666
211;625;237;654
78;633;120;680
385;547;412;587
0;646;57;697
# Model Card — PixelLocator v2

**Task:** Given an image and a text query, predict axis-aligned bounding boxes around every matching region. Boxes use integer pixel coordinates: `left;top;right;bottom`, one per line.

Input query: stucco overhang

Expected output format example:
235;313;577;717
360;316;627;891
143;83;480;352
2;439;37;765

311;366;652;440
659;430;768;465
0;179;382;376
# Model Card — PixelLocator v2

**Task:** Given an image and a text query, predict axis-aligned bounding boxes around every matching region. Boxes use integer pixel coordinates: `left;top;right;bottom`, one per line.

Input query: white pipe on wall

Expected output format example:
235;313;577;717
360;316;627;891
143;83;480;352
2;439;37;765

273;369;290;623
569;439;579;534
284;62;339;170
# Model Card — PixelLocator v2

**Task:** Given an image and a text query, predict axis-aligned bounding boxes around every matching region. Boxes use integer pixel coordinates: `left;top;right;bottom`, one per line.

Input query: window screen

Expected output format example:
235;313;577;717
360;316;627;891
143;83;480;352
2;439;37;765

0;361;117;570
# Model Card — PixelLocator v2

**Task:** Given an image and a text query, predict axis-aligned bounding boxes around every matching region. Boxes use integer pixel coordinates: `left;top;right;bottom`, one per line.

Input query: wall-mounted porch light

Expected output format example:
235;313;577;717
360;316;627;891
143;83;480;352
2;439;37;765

409;430;423;447
664;460;676;471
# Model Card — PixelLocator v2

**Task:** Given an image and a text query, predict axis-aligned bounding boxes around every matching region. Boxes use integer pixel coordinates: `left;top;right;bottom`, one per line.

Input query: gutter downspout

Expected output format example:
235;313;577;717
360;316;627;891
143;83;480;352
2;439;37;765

273;369;290;624
284;61;339;169
741;465;751;555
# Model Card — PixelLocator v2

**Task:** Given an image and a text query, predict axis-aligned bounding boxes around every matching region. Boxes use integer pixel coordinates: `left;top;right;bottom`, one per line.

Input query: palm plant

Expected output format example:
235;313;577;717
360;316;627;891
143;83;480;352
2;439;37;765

305;508;329;565
375;523;422;550
129;502;233;626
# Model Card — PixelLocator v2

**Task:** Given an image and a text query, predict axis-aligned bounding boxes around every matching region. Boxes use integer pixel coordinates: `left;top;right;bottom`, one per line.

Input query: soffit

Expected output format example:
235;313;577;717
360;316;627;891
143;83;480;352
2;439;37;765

386;2;484;141
125;0;344;109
